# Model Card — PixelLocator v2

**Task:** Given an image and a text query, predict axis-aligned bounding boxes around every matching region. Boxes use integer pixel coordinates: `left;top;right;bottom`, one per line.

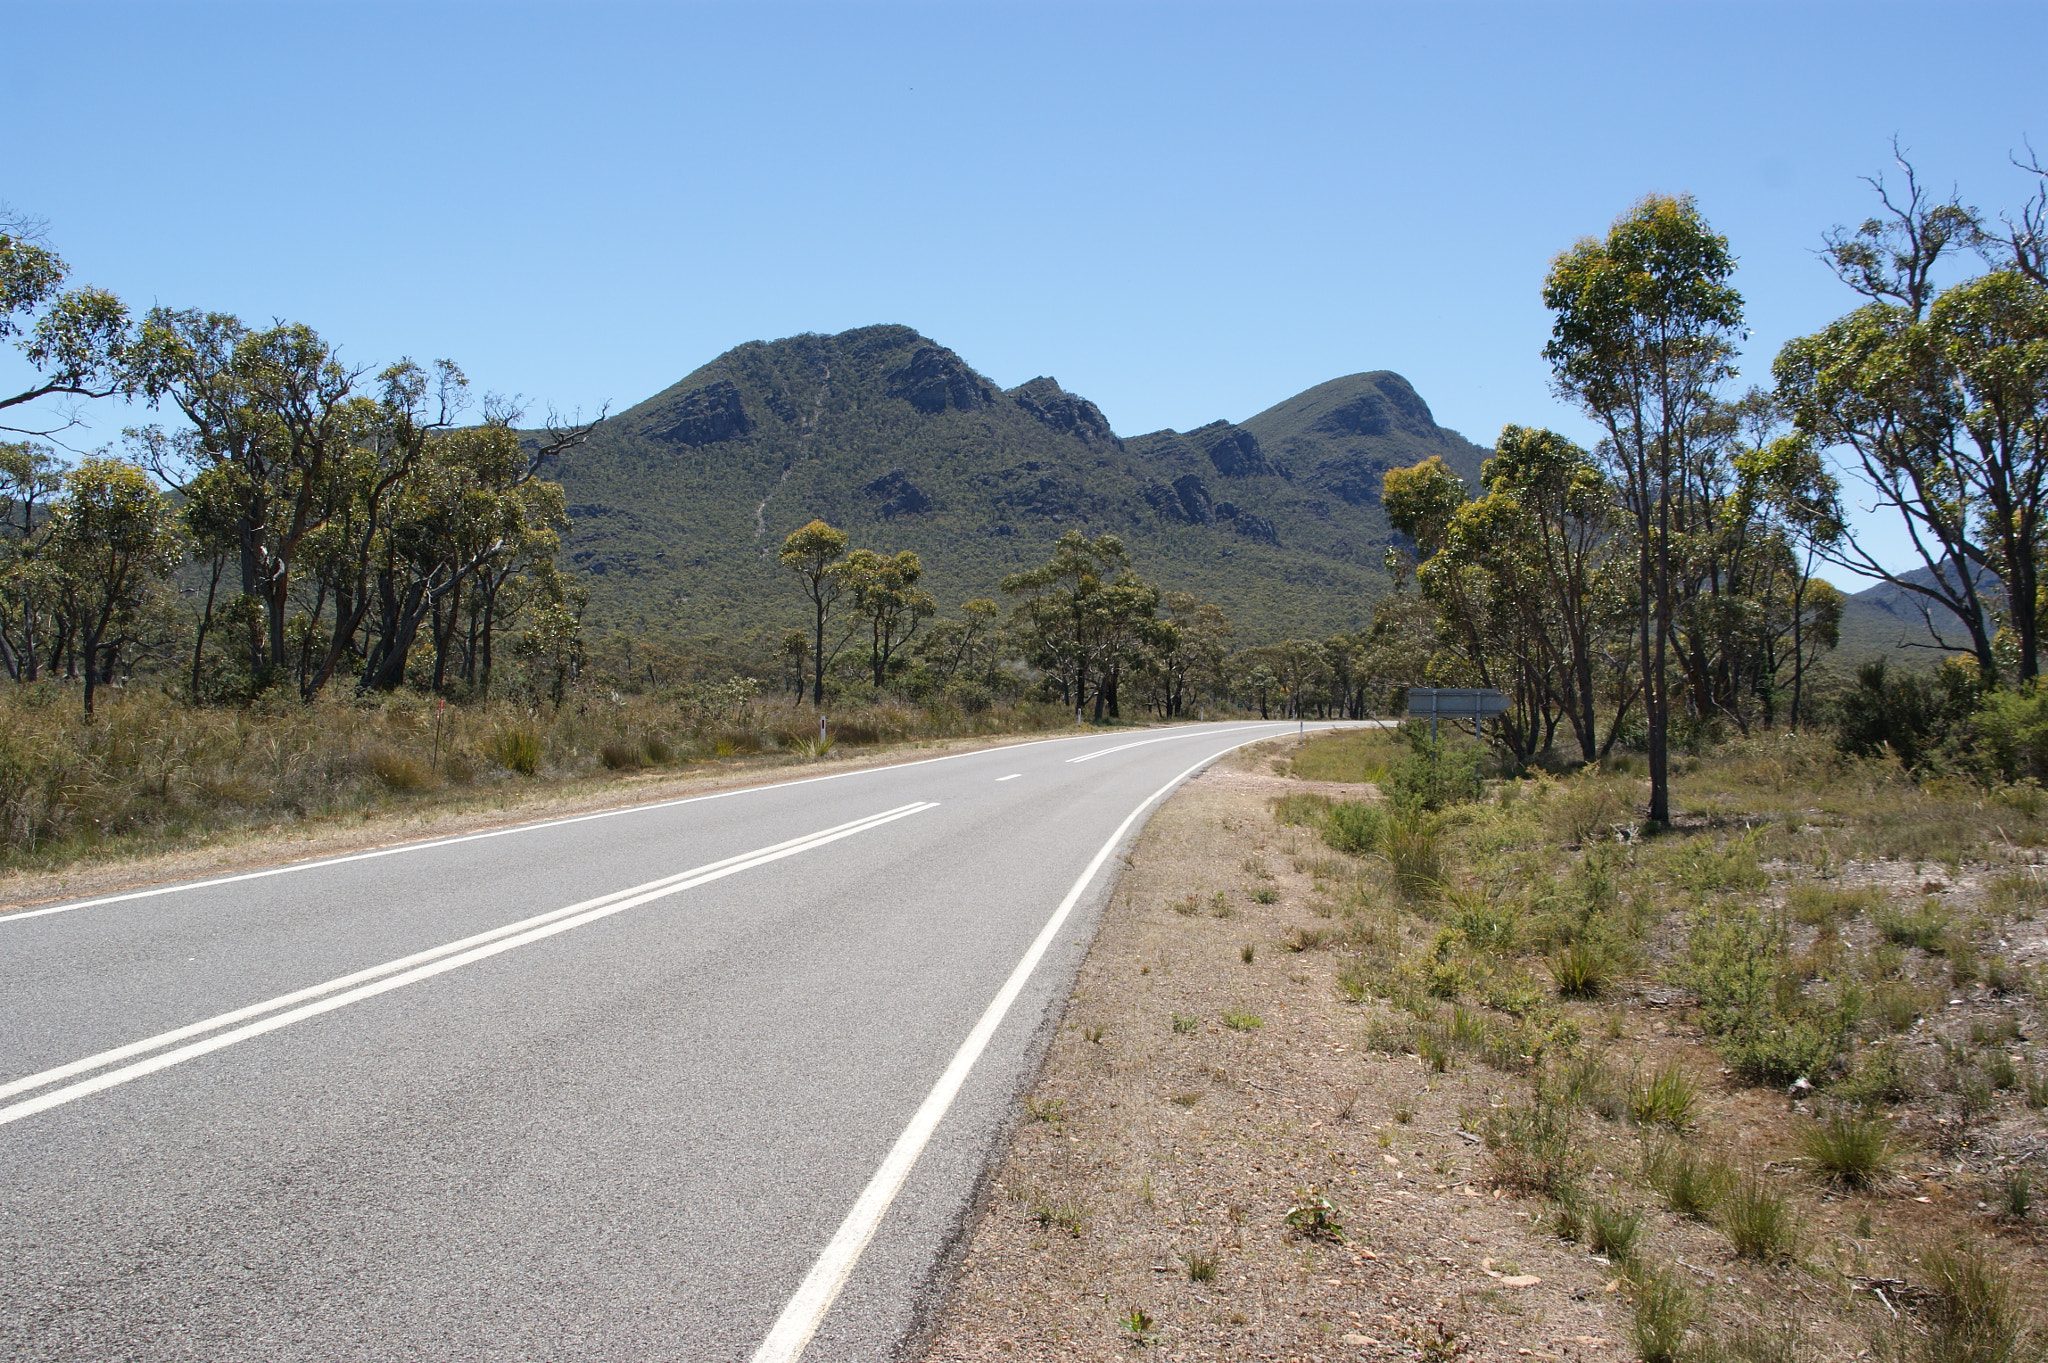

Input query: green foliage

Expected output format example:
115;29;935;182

1221;1008;1262;1032
1481;1083;1587;1196
1917;1240;2040;1363
1323;799;1386;856
1585;1201;1643;1261
1682;904;1846;1086
1550;940;1608;1000
1835;659;1981;770
1627;1262;1698;1363
1283;1188;1344;1241
1837;1041;1916;1107
1877;900;1952;953
494;726;542;776
1386;729;1481;812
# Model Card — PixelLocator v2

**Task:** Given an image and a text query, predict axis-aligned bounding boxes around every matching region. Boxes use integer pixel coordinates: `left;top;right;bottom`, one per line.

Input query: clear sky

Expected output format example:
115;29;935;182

5;1;2043;584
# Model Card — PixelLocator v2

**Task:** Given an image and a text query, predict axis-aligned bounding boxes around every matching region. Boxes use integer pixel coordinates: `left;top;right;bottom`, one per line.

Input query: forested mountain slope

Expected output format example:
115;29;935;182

543;324;1489;645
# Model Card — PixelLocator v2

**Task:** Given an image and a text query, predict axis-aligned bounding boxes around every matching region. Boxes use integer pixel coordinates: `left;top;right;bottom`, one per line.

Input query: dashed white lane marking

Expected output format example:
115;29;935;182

749;728;1302;1363
996;774;1021;782
0;803;938;1127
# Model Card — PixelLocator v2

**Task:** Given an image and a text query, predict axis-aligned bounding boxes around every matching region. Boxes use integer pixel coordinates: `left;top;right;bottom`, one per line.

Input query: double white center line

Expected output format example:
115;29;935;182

0;801;937;1128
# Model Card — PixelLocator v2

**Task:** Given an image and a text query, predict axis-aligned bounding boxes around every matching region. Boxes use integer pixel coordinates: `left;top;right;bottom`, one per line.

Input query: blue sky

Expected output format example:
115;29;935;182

5;0;2044;584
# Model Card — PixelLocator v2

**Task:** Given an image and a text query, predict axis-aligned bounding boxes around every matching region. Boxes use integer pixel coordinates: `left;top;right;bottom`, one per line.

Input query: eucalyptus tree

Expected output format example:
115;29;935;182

837;547;935;687
0;211;140;437
1001;530;1132;713
44;457;184;715
130;310;369;690
1776;157;2048;682
0;440;62;680
779;519;850;705
1544;194;1743;824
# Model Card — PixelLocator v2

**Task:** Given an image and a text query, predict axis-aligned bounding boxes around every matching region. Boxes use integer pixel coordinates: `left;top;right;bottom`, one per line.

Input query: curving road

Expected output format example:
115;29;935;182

1;720;1349;1362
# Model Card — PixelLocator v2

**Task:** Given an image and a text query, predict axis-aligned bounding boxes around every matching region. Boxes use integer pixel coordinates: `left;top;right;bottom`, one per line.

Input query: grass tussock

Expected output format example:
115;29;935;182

1794;1111;1894;1188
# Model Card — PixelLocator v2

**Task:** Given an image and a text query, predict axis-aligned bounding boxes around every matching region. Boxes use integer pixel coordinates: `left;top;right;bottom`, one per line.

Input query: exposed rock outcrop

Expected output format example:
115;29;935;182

1191;421;1282;478
862;468;933;517
888;345;997;413
1008;377;1118;446
648;379;753;446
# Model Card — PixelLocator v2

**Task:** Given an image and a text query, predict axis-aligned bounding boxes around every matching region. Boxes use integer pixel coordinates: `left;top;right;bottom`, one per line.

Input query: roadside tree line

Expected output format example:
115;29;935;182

0;210;597;712
1379;149;2048;821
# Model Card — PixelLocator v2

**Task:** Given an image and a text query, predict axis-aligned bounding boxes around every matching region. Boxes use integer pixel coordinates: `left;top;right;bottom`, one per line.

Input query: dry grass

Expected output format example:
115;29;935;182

0;687;1075;882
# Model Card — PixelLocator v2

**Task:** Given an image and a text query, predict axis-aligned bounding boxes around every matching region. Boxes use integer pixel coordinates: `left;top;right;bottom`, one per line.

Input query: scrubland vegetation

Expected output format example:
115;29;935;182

1270;723;2048;1361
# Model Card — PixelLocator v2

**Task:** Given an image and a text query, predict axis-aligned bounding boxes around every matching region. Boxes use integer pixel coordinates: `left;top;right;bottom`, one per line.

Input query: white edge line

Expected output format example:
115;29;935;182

748;728;1300;1363
0;803;938;1127
1064;724;1263;764
0;724;1299;925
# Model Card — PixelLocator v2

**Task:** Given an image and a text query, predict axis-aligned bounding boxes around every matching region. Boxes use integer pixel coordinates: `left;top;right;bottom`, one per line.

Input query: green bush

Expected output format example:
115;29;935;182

1919;1240;2038;1363
1585;1201;1643;1261
1323;799;1385;856
1386;728;1481;812
1876;900;1952;953
1836;657;1979;771
1628;1263;1697;1363
1627;1061;1698;1130
1550;941;1608;1000
1381;808;1445;904
1642;1143;1731;1220
1683;906;1845;1086
1481;1085;1586;1196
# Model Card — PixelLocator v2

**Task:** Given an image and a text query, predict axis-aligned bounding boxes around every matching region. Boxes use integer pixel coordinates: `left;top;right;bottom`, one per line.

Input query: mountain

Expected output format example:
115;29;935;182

543;324;1491;646
1838;565;1987;666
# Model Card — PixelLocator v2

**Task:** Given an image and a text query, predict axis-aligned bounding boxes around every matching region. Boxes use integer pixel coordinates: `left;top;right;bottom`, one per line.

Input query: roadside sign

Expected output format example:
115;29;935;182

1405;688;1509;717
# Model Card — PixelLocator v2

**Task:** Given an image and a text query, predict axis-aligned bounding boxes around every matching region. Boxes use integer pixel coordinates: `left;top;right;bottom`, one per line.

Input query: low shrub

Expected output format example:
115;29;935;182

1628;1263;1697;1363
1481;1086;1586;1196
1585;1201;1643;1261
1918;1240;2039;1363
598;739;643;771
1550;941;1608;1000
359;744;433;791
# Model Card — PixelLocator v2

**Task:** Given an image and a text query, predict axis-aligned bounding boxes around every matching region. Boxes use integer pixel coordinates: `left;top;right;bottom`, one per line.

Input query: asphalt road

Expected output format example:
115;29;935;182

1;719;1351;1362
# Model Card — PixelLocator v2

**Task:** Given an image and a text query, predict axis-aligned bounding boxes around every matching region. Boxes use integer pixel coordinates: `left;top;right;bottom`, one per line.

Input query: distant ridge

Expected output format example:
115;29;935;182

542;324;1491;644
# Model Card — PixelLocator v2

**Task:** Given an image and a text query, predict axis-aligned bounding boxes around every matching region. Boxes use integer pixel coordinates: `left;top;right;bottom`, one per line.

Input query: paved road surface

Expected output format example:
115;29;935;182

1;720;1353;1361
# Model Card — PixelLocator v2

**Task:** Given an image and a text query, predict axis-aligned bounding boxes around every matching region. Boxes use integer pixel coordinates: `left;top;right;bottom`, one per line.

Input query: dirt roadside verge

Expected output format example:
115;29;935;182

920;738;1628;1362
0;726;1115;916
